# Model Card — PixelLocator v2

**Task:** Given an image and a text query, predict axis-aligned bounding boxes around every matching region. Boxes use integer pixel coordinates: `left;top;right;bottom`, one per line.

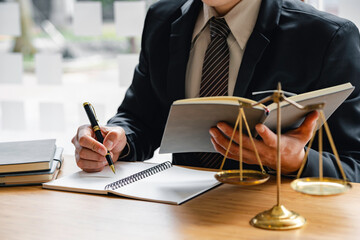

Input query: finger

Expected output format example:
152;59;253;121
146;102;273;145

216;122;239;143
71;135;77;146
255;124;277;148
77;125;97;142
76;150;114;165
79;159;106;172
78;129;107;156
210;137;238;159
103;127;127;152
77;125;95;140
75;153;107;171
215;122;275;165
210;137;260;165
301;111;319;129
215;122;265;156
82;167;105;173
217;122;263;151
77;147;107;162
72;125;91;148
210;127;239;155
295;111;319;140
82;168;104;173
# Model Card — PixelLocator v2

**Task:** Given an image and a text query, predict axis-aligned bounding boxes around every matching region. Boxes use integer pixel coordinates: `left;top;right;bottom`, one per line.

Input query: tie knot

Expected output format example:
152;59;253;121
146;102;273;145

209;17;230;39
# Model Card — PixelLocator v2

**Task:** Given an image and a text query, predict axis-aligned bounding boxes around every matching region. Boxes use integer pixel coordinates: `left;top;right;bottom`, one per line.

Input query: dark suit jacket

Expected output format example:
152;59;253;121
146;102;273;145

108;0;360;182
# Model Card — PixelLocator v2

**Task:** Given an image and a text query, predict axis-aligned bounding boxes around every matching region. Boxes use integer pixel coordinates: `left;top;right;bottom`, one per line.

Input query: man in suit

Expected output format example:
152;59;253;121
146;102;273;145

72;0;360;182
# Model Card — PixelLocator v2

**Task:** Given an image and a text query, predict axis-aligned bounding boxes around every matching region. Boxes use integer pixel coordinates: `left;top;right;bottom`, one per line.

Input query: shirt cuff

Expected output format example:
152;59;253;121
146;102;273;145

118;142;130;160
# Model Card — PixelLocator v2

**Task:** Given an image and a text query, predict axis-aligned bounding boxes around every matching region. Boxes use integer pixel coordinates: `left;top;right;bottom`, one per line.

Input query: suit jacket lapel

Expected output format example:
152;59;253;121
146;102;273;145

233;0;282;97
233;32;269;97
166;0;202;103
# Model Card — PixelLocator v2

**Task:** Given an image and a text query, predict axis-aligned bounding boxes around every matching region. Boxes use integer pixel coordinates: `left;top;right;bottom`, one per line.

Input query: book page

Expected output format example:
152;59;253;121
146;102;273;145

110;165;220;205
264;83;354;132
174;96;261;106
43;161;154;194
44;158;221;205
160;102;265;153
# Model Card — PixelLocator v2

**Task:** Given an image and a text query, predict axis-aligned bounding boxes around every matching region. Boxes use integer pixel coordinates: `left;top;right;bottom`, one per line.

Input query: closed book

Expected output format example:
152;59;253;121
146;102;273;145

0;139;56;173
0;147;63;186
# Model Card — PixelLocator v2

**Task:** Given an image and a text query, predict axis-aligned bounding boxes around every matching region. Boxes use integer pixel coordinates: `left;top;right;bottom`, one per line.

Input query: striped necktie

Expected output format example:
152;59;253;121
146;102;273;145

198;17;231;169
200;17;230;97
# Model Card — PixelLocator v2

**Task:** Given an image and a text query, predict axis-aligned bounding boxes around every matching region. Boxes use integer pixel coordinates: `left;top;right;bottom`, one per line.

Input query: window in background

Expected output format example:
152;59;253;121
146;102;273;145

0;0;153;154
305;0;360;28
0;0;358;155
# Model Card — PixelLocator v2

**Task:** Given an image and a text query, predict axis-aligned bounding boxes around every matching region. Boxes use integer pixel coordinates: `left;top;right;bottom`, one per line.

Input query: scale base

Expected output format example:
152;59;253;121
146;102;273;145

291;177;351;196
250;205;306;230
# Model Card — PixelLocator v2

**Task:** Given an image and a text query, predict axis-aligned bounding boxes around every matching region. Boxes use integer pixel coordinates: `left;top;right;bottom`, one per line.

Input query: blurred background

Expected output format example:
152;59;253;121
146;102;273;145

0;0;359;155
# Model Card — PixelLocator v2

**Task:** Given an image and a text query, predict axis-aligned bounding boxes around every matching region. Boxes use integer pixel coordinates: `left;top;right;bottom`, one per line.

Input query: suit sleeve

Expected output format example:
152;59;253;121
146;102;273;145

106;8;169;162
301;21;360;182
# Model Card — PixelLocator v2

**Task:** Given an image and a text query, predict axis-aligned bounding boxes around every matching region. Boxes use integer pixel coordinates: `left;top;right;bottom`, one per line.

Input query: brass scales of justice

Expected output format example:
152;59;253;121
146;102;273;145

214;83;352;230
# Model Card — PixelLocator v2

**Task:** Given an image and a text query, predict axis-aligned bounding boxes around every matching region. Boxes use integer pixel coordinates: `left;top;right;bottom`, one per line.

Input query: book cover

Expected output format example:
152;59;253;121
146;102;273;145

159;83;354;153
0;147;63;186
0;139;56;173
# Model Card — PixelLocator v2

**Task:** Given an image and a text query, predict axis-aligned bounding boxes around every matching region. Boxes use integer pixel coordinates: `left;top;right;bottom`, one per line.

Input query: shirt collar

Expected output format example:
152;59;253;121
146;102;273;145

192;0;262;50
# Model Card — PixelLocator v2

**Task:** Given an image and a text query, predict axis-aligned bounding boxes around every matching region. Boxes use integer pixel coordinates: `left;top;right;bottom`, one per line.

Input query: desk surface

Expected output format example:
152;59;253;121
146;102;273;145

1;156;359;240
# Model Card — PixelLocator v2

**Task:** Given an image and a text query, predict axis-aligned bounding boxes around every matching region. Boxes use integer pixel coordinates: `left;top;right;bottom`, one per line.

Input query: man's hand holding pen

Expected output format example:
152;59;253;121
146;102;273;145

72;125;127;173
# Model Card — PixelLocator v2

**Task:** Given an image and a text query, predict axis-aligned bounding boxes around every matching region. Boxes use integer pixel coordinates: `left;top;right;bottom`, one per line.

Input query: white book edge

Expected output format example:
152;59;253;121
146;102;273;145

43;161;221;205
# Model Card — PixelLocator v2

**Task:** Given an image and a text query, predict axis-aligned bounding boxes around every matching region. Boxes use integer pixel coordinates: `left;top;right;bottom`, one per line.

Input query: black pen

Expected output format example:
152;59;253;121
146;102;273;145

83;102;116;174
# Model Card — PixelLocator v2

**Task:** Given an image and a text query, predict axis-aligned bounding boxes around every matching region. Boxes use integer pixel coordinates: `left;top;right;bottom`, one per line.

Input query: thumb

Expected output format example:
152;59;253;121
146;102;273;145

255;124;277;148
295;111;319;141
102;126;127;153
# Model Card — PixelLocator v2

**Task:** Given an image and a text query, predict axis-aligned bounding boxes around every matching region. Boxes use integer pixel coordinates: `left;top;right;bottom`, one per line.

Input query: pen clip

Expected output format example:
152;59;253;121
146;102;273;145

89;103;99;122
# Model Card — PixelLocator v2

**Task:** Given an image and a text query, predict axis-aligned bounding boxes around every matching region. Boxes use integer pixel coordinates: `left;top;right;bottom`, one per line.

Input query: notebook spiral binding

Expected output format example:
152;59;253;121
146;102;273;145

104;161;173;190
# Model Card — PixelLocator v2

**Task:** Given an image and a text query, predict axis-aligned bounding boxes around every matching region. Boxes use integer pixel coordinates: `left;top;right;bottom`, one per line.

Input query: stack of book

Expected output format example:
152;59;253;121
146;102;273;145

0;139;63;186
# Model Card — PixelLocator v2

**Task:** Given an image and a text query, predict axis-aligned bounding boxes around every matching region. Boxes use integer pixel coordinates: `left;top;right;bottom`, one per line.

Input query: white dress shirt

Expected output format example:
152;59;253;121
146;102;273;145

185;0;262;98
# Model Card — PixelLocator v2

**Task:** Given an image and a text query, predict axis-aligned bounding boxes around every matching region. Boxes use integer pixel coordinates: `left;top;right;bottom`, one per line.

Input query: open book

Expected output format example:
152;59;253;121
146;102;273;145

160;83;354;153
43;160;221;205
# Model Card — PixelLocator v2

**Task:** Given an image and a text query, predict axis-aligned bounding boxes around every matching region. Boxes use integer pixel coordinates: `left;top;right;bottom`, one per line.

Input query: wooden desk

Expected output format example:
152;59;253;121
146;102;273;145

1;156;359;240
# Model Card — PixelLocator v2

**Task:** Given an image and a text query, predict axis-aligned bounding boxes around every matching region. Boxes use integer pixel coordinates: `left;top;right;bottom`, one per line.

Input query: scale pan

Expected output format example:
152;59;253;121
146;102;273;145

215;170;269;186
291;177;351;196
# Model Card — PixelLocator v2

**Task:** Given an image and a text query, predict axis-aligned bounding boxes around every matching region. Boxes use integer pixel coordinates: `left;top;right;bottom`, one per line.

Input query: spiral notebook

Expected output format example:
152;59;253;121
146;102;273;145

43;161;221;205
